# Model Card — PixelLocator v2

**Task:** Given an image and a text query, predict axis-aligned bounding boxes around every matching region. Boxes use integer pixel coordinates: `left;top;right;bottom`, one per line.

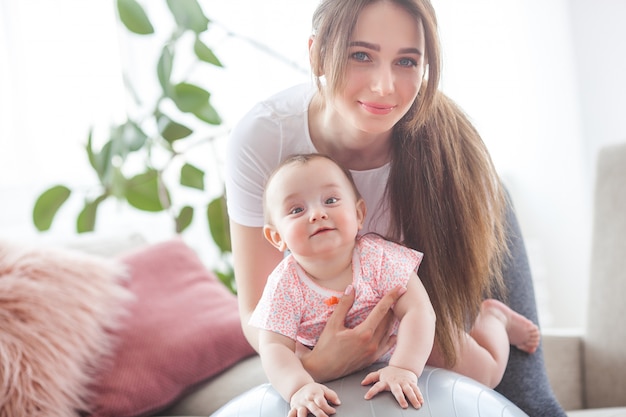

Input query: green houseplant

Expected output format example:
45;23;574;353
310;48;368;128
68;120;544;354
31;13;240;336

32;0;235;292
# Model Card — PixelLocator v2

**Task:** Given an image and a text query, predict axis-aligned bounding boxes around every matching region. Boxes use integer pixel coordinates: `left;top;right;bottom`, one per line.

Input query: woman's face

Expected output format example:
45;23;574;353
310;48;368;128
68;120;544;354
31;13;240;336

330;1;426;136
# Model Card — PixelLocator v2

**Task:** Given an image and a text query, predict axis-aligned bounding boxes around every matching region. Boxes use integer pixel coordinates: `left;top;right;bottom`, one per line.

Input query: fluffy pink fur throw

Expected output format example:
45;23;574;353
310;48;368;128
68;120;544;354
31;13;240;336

0;240;134;417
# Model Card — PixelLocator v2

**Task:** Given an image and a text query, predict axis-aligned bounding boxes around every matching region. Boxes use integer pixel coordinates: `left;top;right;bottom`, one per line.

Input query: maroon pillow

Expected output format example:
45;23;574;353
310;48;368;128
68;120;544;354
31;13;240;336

89;238;255;417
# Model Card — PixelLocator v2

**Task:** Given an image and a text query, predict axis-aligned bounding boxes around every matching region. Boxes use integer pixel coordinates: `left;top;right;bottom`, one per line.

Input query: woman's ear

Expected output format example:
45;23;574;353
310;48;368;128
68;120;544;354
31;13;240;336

263;225;288;252
356;198;367;230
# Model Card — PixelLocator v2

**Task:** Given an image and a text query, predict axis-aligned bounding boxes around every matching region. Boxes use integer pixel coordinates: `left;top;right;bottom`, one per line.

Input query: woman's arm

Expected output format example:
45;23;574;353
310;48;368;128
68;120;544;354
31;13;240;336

230;221;283;351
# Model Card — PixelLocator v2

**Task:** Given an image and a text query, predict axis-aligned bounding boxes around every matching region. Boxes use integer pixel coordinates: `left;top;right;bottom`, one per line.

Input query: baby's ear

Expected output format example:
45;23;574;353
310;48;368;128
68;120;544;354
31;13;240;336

356;198;367;230
263;225;288;252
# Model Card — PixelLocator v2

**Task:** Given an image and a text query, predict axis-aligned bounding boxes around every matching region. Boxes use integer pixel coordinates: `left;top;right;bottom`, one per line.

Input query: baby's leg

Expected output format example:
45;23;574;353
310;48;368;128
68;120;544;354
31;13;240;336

427;299;540;388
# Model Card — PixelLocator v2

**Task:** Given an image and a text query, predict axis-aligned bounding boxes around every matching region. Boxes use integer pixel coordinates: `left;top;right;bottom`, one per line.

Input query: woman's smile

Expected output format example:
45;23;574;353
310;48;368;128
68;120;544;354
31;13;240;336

358;100;396;115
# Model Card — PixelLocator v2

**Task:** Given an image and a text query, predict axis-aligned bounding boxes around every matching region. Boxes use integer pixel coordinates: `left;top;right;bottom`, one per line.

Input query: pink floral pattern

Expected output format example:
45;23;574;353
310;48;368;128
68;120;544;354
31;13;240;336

249;234;423;358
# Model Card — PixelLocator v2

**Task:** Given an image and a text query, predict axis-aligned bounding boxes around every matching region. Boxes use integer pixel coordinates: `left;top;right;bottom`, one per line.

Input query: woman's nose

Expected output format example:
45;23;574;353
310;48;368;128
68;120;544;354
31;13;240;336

371;65;394;95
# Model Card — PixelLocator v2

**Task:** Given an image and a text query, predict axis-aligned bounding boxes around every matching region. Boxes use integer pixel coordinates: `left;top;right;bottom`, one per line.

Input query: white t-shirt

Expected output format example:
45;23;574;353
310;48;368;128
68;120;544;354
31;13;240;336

225;83;391;235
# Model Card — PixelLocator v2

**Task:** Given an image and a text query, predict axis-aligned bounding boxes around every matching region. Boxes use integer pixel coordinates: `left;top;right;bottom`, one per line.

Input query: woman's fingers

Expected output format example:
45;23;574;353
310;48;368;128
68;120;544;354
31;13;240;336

325;284;355;330
300;286;406;381
355;285;405;355
358;285;406;331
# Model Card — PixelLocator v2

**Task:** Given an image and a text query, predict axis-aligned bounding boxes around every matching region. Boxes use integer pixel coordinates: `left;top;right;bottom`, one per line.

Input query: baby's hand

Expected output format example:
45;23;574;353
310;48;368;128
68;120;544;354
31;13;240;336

361;365;423;409
289;382;340;417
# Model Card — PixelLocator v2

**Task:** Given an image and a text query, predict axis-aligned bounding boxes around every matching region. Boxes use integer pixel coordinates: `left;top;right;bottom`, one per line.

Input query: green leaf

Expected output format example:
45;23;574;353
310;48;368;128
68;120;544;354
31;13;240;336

109;166;128;199
86;128;97;173
166;0;209;33
207;194;231;253
87;129;113;183
77;194;107;233
157;45;174;94
33;185;71;231
192;101;222;125
215;270;236;294
160;117;193;143
180;163;204;190
175;205;194;233
125;170;169;212
171;82;210;113
117;0;154;35
194;38;223;67
114;120;148;153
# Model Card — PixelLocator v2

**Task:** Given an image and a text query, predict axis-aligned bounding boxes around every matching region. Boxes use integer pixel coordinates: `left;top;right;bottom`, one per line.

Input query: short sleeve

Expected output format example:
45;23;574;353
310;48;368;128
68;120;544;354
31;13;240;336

248;258;304;340
224;103;282;227
360;235;423;294
224;84;317;228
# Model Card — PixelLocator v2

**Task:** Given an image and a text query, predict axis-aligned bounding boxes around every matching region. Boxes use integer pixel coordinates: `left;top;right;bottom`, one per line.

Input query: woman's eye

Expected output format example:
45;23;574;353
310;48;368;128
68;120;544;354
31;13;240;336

351;51;370;62
325;197;338;204
398;57;417;67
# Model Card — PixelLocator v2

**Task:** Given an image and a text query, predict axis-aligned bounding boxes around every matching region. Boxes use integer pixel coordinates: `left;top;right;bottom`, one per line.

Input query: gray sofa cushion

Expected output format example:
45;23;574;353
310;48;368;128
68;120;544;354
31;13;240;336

584;142;626;408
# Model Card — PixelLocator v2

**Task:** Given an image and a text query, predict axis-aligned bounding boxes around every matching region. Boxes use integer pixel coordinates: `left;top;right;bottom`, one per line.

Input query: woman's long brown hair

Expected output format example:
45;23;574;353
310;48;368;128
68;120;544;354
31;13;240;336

312;0;509;367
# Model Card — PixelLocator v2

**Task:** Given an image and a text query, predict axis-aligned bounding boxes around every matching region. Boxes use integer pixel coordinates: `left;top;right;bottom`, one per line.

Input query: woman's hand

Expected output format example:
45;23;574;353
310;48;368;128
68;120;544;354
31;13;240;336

300;285;406;382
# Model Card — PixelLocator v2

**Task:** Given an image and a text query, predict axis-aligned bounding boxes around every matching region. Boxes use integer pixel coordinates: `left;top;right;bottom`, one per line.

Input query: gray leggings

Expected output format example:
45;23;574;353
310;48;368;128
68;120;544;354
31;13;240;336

495;195;566;417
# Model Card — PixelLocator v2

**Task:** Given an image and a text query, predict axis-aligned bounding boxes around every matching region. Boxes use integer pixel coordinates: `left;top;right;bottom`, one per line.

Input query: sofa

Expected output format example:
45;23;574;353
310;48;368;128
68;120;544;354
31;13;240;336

1;143;623;417
540;142;626;416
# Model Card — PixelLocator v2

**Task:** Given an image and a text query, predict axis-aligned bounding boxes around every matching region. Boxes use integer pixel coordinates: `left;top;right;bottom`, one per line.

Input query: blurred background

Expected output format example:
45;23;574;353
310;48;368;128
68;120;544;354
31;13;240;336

1;0;624;331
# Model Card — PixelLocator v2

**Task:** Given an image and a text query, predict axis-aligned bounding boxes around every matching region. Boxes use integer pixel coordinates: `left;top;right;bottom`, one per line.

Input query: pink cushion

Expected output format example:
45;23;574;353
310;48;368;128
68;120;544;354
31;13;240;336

89;238;255;417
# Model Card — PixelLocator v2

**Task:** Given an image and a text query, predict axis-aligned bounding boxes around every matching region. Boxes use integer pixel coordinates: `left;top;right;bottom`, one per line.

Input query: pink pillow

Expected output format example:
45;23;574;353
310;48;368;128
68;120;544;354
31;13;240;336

89;238;255;417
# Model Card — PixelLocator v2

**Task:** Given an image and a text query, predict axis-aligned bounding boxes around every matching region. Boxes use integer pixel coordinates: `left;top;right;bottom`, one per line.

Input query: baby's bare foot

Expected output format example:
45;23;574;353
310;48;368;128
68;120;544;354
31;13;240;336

482;299;541;353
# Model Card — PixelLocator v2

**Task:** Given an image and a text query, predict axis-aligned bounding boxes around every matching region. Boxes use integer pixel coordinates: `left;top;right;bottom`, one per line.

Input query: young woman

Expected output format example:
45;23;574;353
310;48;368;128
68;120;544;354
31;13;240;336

225;1;565;416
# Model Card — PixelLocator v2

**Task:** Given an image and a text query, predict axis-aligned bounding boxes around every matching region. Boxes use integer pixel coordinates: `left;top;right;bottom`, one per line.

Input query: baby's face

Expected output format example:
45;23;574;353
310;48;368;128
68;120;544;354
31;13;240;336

264;157;364;257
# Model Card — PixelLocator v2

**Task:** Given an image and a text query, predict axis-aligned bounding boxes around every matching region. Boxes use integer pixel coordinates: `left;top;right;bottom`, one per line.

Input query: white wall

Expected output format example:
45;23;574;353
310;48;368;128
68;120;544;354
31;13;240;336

0;1;127;243
432;0;593;329
433;0;626;329
570;0;626;175
1;0;624;330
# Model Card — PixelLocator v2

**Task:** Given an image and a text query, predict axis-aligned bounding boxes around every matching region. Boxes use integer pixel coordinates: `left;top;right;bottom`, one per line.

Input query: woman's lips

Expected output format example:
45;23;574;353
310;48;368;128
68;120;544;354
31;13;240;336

359;101;395;115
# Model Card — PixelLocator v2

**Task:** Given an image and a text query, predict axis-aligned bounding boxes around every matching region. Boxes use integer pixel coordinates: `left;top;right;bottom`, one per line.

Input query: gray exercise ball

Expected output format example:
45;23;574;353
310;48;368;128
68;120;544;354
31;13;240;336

211;365;529;416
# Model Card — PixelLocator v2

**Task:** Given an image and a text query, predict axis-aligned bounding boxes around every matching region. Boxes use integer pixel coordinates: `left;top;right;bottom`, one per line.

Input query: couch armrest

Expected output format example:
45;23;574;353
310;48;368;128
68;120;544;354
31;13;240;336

542;330;585;411
159;355;266;416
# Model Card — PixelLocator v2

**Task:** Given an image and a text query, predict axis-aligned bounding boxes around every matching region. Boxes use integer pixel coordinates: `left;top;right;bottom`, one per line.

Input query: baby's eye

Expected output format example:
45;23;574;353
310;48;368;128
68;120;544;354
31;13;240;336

397;57;417;67
289;207;304;215
351;51;370;62
324;197;338;204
